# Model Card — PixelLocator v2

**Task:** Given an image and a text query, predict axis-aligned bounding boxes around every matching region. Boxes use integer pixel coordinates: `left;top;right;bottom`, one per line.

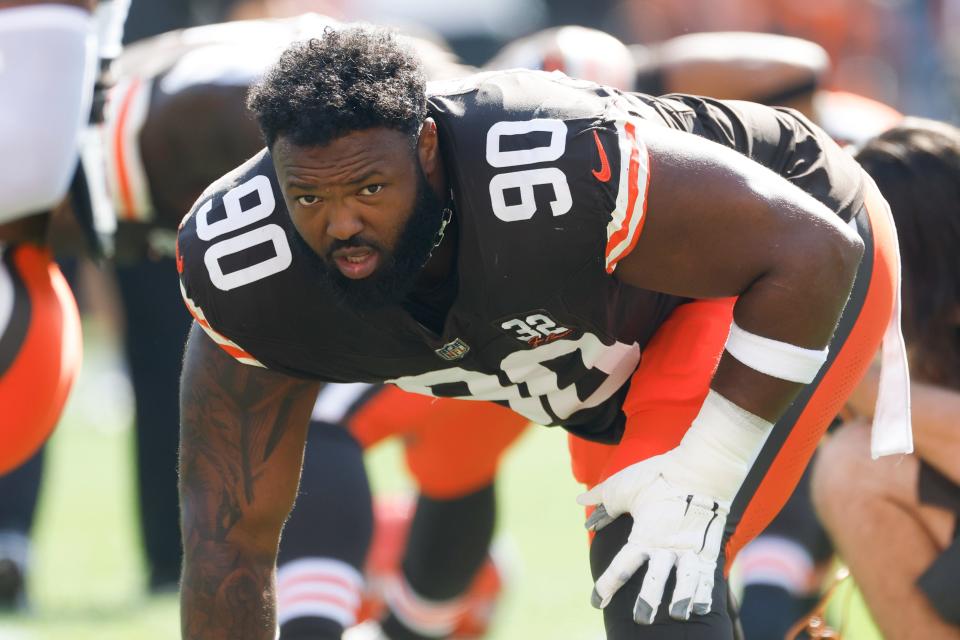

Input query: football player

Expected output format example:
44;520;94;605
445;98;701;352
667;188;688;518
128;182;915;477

0;0;127;606
102;15;524;638
176;25;910;639
0;0;94;474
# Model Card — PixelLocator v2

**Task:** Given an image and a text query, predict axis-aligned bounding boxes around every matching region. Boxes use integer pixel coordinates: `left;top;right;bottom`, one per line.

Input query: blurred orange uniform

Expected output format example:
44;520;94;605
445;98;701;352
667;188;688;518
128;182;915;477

0;245;81;474
347;389;528;500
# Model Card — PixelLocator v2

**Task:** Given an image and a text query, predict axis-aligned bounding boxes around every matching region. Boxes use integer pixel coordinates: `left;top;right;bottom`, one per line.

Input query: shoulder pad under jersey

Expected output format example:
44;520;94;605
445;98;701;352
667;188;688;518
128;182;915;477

176;149;291;368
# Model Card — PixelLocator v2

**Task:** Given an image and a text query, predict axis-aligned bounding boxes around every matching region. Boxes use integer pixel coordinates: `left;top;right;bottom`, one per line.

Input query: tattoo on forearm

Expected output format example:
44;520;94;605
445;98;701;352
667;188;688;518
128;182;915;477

179;332;317;639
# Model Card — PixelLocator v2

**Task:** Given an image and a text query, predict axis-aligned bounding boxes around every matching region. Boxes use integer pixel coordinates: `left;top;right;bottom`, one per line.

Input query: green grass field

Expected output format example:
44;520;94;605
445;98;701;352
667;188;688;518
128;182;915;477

0;328;883;639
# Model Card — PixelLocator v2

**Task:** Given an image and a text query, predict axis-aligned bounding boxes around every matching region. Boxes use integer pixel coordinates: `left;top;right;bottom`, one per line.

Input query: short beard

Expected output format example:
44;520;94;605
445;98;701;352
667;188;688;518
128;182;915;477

290;165;446;313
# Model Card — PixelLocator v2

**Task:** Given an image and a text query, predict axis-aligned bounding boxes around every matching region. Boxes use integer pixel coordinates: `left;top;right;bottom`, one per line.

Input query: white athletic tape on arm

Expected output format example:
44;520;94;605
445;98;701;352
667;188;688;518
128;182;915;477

724;322;829;384
670;390;774;501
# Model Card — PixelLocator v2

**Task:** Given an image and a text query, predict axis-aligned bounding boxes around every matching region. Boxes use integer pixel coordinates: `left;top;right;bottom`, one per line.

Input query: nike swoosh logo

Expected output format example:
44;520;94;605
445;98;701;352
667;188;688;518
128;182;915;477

592;130;612;182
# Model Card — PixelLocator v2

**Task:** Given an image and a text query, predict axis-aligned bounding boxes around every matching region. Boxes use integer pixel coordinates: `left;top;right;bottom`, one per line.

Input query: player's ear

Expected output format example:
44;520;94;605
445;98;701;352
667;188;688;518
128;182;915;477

416;118;440;175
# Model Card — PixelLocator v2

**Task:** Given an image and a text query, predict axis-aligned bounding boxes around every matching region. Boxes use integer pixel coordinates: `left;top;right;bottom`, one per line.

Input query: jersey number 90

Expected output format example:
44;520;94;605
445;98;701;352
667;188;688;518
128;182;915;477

486;118;572;222
196;175;292;291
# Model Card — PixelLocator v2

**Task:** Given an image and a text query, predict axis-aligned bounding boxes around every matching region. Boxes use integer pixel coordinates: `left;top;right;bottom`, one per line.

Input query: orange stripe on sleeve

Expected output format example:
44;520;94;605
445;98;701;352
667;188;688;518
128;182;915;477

179;282;260;364
113;78;141;221
220;342;256;361
604;122;651;273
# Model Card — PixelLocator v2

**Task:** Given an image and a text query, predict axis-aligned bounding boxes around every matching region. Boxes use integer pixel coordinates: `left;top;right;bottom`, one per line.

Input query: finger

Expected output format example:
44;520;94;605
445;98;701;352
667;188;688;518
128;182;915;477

691;568;714;616
592;543;648;610
576;484;604;506
668;552;700;620
584;504;617;532
633;549;676;625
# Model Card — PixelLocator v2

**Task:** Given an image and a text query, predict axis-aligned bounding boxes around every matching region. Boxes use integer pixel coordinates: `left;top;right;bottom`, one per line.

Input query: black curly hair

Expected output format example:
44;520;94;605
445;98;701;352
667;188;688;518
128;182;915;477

247;25;427;148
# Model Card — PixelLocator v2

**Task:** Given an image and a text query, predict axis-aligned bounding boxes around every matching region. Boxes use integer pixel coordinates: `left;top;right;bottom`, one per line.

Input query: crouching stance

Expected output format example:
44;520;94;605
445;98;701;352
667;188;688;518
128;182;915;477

177;25;907;639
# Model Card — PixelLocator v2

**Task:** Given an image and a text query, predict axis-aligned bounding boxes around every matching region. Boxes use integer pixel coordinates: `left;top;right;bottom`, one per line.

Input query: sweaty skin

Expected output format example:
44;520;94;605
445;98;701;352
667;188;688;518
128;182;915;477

178;117;862;638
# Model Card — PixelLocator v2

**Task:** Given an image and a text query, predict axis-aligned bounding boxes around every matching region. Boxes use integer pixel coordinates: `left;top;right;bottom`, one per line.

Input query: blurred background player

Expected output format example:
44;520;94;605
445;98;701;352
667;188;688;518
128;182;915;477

486;28;828;120
484;25;638;91
0;0;93;481
0;0;260;605
606;0;958;123
289;387;526;640
0;0;130;608
484;26;903;148
811;119;960;639
625;30;902;147
506;25;830;115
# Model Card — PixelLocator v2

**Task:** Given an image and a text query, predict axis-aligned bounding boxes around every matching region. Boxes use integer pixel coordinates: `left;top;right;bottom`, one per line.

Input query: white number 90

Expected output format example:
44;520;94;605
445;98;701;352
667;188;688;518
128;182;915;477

196;175;292;291
486;118;572;222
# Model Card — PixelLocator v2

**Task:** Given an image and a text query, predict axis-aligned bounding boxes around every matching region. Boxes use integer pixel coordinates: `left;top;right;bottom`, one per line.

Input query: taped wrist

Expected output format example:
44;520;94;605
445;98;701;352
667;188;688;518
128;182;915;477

667;390;773;501
725;322;829;384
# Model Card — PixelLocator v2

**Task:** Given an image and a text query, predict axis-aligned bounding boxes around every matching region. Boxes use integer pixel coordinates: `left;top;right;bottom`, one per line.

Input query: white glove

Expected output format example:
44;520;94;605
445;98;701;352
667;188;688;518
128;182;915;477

577;456;727;623
577;390;773;624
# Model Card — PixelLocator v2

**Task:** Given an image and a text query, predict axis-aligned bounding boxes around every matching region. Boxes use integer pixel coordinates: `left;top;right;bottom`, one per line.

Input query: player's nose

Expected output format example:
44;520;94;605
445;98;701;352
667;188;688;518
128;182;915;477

325;204;364;241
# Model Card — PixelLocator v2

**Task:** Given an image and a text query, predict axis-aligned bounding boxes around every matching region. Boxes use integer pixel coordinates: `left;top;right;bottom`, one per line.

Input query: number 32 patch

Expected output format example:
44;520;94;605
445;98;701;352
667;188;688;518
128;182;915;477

498;310;574;347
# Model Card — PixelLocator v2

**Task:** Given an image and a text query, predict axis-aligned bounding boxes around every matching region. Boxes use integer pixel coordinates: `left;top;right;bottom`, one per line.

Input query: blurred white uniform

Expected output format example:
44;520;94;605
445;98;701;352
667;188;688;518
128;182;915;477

0;4;97;221
0;0;126;475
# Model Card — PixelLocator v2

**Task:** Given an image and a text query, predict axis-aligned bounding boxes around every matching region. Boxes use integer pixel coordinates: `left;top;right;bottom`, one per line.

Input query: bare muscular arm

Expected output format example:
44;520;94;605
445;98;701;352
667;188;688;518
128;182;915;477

179;323;321;640
614;123;864;421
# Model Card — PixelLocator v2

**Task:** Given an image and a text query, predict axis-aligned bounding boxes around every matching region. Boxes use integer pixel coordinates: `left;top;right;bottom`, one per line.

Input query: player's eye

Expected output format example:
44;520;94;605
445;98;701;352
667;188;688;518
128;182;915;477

296;195;320;206
359;184;384;196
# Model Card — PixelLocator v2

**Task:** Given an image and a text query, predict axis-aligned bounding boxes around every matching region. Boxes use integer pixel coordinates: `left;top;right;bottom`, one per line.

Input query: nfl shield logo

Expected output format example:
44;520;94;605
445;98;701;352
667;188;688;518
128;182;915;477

435;338;470;361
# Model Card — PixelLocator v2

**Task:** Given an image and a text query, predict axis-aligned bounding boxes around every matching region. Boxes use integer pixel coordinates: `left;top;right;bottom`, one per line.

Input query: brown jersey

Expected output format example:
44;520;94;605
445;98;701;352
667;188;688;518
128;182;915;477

177;69;864;442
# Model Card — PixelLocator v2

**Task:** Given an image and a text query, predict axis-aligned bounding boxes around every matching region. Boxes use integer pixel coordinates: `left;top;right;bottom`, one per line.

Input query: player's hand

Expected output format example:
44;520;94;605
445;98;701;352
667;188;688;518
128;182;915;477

576;456;727;624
